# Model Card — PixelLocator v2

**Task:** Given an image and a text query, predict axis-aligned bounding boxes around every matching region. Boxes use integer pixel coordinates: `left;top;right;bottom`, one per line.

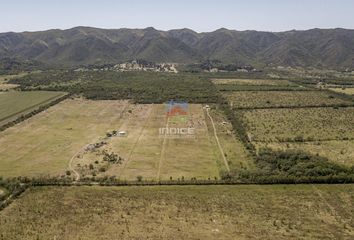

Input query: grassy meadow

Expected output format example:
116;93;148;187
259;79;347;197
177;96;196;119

0;91;67;126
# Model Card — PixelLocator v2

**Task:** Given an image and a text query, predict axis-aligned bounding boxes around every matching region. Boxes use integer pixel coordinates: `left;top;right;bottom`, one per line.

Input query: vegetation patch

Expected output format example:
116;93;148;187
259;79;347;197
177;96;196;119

242;107;354;142
224;90;353;109
255;141;354;166
10;71;220;103
212;78;307;91
205;106;255;173
212;78;296;86
1;185;354;239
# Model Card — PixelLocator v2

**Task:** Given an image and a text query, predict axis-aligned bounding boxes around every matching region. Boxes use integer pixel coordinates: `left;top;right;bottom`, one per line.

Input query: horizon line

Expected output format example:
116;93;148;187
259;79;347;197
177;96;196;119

1;26;353;34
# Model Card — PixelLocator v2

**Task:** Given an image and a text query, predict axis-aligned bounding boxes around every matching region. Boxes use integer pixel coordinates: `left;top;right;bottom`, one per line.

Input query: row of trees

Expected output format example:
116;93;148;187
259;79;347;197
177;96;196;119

0;94;70;132
218;95;354;184
0;177;27;210
10;71;221;104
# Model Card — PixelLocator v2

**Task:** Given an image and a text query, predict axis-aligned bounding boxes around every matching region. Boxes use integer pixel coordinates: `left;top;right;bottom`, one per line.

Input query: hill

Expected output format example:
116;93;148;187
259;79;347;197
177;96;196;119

0;27;353;68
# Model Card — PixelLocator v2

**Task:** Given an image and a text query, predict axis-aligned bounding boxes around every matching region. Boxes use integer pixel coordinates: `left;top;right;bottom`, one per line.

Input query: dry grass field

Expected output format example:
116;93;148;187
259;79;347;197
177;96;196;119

0;73;28;90
255;140;354;166
242;107;354;142
0;185;353;240
0;99;246;180
329;88;354;95
205;107;254;172
75;104;222;180
0;99;129;177
0;91;67;126
224;90;353;109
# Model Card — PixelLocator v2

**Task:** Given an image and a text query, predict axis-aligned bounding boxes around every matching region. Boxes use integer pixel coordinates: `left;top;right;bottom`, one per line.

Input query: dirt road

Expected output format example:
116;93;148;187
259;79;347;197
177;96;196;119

206;107;230;172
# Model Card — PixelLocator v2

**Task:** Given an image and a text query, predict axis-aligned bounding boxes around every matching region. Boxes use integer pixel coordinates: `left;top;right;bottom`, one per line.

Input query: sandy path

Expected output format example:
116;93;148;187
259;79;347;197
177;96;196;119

156;115;169;180
206;108;230;172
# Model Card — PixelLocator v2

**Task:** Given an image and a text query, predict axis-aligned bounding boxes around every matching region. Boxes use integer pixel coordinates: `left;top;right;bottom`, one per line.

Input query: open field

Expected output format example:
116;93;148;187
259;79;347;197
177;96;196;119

205;106;254;172
0;185;353;239
329;88;354;95
0;99;240;180
0;99;129;178
255;140;354;166
242;107;354;142
224;90;353;109
75;104;222;180
0;91;67;126
0;83;18;91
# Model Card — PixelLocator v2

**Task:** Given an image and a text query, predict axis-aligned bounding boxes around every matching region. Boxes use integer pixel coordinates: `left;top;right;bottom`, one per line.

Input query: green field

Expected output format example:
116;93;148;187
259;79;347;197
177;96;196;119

0;185;353;239
0;91;67;126
224;90;353;109
242;107;354;142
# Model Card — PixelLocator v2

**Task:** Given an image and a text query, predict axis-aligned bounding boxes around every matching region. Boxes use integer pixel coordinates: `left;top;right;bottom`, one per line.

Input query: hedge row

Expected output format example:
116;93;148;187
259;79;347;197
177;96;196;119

0;93;70;132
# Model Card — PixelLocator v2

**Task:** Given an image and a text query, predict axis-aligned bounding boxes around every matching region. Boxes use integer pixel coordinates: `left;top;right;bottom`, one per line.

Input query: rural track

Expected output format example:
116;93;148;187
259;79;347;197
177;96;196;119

68;149;83;181
68;102;130;182
156;115;169;180
206;107;230;172
119;105;154;175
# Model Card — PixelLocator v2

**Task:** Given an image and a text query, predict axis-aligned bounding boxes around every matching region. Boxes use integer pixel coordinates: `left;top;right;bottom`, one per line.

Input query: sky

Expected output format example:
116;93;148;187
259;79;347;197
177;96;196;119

1;0;354;33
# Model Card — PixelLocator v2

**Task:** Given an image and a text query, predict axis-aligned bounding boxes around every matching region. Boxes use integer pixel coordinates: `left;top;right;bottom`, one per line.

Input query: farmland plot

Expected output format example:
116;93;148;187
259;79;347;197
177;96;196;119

242;107;354;142
0;99;128;177
255;140;354;166
329;88;354;95
0;185;353;239
76;104;222;180
205;107;254;172
212;78;296;86
213;78;305;91
0;91;67;126
224;91;353;109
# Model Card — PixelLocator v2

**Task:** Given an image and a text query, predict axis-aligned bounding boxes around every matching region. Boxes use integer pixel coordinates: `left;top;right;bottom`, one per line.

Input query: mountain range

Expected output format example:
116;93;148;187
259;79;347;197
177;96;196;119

0;27;353;68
